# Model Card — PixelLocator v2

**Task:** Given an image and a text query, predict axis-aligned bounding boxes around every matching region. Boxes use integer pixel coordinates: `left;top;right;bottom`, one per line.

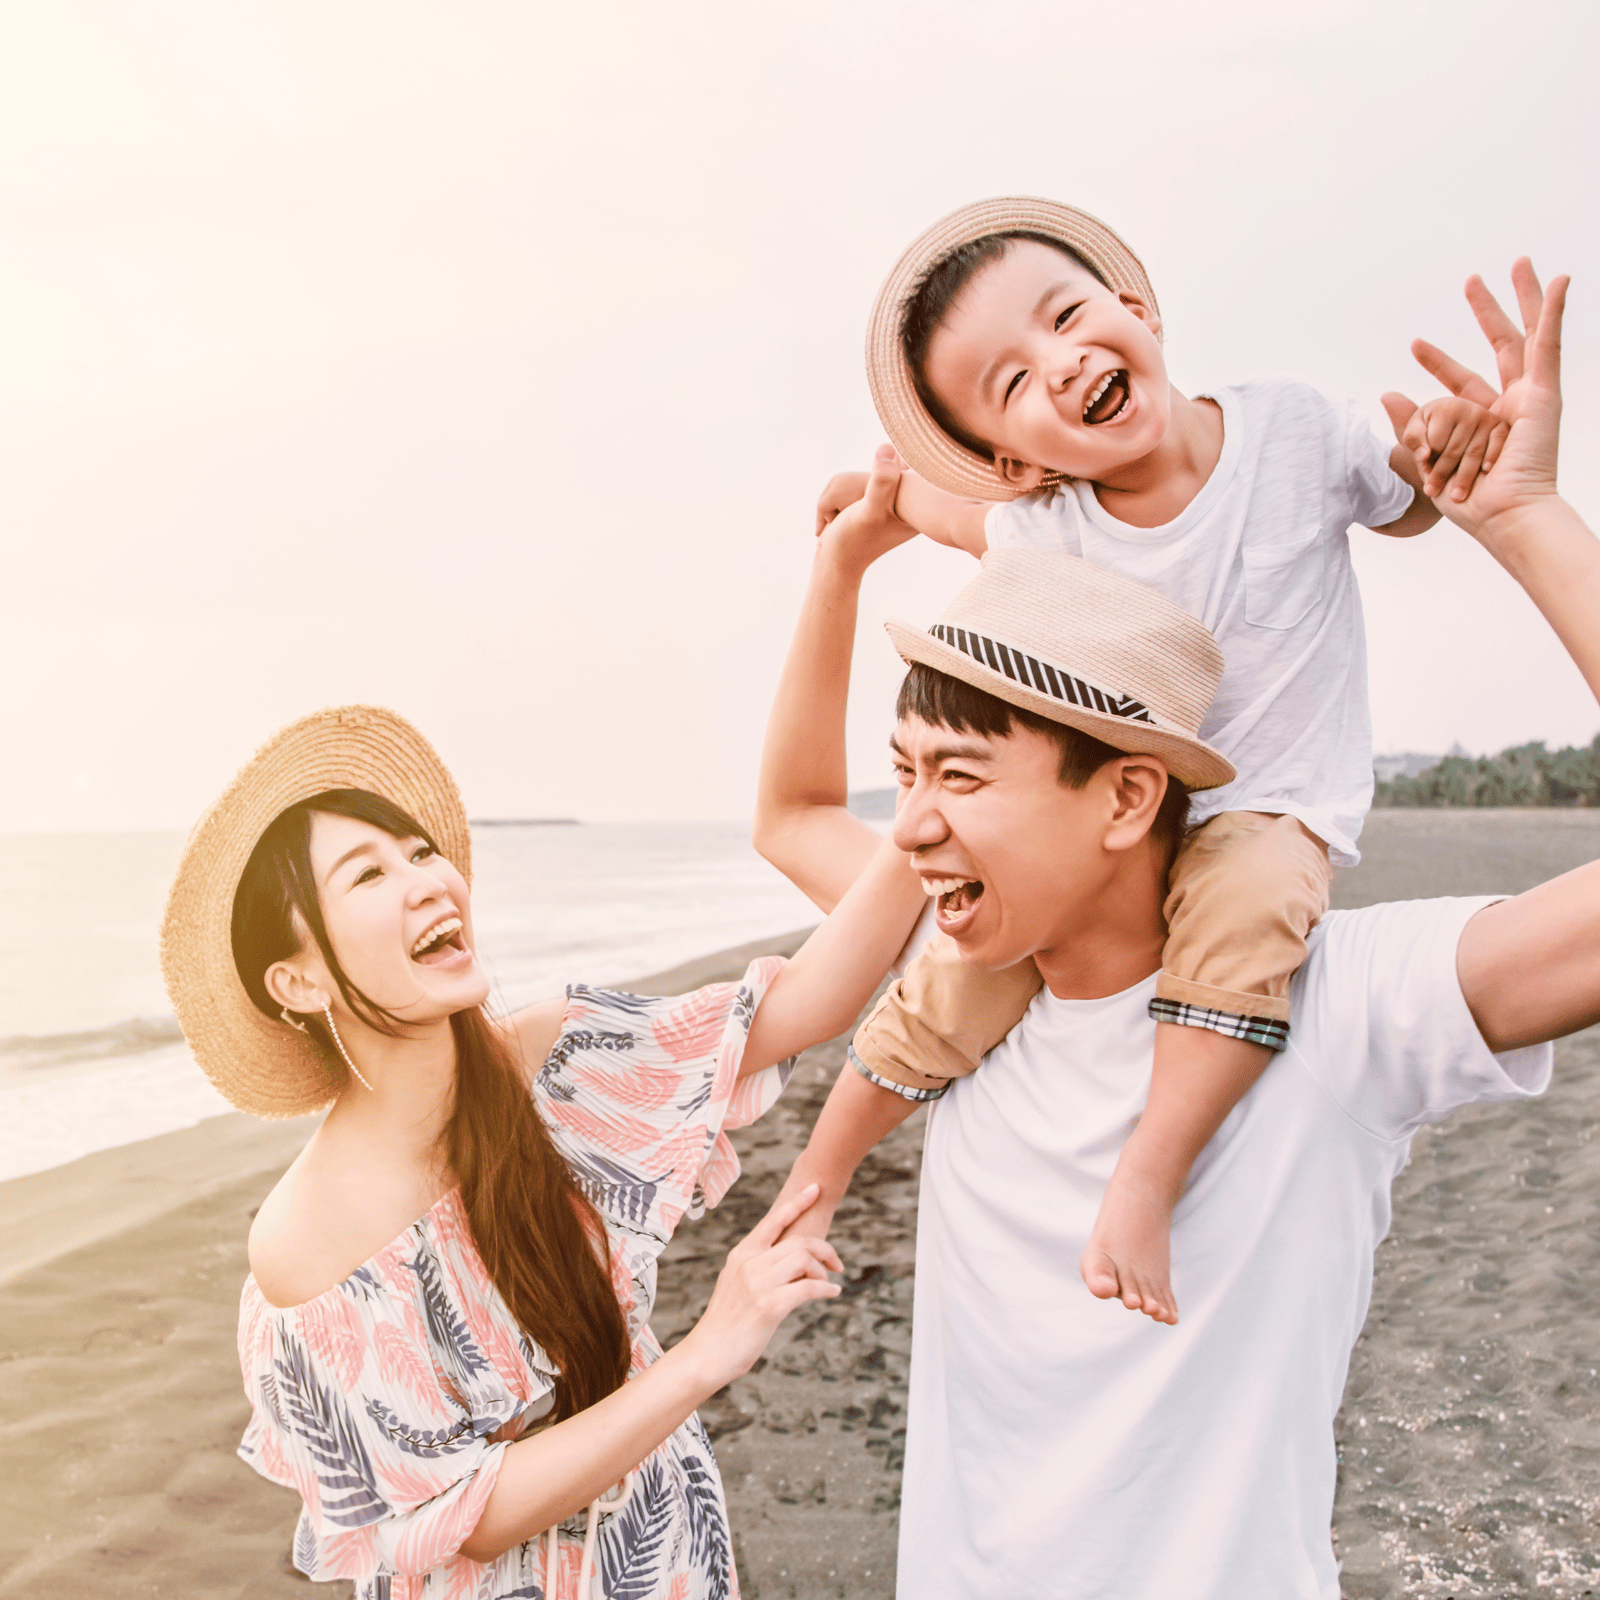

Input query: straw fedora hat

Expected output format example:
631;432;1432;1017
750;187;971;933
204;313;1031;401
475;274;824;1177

866;196;1160;501
886;549;1234;791
159;705;472;1119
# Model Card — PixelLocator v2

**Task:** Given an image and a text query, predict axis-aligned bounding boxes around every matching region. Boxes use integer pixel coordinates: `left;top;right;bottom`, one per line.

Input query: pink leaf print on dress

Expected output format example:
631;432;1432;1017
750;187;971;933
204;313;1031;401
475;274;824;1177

697;1137;742;1213
551;1098;667;1163
384;1453;504;1575
570;1051;684;1115
653;983;737;1065
298;1295;368;1392
373;1321;440;1405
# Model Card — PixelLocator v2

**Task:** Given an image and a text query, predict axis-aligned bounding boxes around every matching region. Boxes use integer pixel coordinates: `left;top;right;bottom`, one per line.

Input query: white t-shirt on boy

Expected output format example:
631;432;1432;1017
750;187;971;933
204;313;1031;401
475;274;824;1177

984;376;1414;865
895;894;1551;1599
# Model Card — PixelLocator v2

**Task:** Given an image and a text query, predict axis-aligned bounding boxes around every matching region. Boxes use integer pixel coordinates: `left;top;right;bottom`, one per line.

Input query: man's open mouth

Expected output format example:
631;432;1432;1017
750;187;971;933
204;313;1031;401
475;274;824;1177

1083;369;1130;425
410;915;466;965
923;874;984;928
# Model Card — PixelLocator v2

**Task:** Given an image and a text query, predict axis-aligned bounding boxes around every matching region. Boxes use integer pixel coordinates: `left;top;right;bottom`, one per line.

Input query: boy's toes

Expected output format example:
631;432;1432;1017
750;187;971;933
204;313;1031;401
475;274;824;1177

1079;1247;1122;1302
1132;1273;1179;1325
1144;1292;1179;1326
1110;1258;1179;1325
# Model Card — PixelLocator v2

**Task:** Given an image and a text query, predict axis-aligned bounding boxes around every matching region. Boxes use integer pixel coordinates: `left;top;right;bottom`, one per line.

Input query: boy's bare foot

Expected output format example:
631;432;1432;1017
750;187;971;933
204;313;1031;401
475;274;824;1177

1079;1163;1180;1325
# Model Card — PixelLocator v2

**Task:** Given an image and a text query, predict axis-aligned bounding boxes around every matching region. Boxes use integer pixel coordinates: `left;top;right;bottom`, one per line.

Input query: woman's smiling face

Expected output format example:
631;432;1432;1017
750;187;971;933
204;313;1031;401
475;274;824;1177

300;811;489;1025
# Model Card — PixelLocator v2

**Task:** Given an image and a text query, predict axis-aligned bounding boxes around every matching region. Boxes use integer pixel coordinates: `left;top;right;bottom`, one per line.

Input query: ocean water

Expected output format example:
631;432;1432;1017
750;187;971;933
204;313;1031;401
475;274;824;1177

0;823;822;1181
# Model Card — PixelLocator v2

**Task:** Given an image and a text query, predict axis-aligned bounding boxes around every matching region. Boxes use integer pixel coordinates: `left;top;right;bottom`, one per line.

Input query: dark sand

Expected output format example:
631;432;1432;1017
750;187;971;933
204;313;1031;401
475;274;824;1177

4;811;1600;1597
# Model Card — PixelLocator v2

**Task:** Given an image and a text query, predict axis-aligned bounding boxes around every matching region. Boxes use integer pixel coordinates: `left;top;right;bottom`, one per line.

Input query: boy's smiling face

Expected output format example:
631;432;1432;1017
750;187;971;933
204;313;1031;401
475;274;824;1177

922;239;1171;491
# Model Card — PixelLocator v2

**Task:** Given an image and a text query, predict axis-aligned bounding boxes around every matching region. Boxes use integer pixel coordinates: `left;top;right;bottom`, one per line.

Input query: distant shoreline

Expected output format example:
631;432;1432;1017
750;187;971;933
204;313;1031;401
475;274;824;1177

468;817;580;826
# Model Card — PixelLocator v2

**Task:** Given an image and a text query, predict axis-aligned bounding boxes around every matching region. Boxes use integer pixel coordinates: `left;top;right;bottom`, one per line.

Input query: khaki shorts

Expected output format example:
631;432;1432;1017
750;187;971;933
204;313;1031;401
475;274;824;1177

851;809;1332;1099
1157;810;1331;1023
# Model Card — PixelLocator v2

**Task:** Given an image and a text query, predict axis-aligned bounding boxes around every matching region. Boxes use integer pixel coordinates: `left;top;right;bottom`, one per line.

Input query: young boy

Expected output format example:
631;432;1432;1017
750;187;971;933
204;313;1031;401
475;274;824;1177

797;197;1502;1324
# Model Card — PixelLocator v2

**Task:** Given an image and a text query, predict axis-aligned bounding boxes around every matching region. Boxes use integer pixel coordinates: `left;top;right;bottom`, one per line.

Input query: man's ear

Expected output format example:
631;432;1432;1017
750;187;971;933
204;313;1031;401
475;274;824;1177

265;954;330;1017
1103;754;1169;850
1119;291;1162;342
997;455;1048;491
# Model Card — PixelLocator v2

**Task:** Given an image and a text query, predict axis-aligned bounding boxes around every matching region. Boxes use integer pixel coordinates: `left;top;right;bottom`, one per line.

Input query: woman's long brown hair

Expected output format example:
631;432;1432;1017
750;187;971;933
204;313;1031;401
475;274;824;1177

231;788;630;1420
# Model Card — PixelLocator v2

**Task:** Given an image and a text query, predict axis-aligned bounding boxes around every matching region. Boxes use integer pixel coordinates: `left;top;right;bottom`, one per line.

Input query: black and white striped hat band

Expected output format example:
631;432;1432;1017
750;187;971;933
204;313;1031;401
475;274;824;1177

927;623;1155;725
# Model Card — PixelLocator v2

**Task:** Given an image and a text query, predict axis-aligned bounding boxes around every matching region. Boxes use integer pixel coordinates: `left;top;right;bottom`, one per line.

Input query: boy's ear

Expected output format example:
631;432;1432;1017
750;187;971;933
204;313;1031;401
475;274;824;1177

997;455;1048;491
1119;290;1162;340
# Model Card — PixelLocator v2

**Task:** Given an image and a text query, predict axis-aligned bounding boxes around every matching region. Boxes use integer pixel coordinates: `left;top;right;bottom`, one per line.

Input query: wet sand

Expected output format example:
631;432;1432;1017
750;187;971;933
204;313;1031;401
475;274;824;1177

4;812;1600;1597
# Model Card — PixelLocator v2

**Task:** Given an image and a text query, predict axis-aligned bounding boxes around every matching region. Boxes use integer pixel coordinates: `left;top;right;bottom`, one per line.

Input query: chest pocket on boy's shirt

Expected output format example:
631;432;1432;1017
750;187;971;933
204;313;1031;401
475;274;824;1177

1242;526;1327;630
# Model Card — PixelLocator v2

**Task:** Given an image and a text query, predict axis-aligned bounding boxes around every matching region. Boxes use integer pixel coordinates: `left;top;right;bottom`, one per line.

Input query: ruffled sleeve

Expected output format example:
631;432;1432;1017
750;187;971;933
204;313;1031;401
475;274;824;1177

535;955;793;1249
237;1200;558;1594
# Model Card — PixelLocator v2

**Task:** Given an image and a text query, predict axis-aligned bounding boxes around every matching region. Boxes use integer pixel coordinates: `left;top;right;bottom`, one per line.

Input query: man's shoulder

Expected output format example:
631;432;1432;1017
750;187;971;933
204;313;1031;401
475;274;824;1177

1306;894;1488;963
1296;896;1498;1035
1292;895;1550;1138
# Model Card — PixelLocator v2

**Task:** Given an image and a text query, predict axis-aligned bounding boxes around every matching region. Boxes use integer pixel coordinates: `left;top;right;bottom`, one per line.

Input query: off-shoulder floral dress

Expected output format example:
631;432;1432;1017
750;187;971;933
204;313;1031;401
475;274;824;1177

237;959;793;1600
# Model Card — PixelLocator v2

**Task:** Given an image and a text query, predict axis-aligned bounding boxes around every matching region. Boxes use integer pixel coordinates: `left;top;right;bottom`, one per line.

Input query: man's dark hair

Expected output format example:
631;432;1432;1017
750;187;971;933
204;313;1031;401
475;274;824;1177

900;231;1111;461
896;662;1190;863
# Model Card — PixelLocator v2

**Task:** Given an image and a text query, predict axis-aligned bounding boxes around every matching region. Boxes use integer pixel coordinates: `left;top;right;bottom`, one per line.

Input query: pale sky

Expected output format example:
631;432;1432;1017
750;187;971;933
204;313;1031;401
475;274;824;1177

3;0;1598;830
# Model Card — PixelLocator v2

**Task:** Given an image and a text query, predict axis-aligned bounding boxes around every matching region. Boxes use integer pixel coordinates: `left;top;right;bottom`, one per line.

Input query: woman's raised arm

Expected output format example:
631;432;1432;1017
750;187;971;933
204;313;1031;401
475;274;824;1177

1408;263;1600;1050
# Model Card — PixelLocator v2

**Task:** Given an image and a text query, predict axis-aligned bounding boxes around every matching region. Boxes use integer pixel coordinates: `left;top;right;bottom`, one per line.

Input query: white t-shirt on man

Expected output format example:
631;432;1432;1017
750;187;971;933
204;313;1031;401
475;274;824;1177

896;895;1550;1599
984;376;1414;865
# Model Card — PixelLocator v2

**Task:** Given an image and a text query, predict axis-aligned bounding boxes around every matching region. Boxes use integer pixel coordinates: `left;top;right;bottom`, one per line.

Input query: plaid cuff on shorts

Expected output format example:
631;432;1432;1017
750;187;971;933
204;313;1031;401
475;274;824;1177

1148;998;1290;1053
847;1044;950;1102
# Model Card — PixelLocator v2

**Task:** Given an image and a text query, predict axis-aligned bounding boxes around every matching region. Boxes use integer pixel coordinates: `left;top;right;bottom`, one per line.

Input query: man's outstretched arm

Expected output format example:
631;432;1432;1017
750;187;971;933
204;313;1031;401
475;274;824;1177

1392;261;1599;1050
753;445;924;913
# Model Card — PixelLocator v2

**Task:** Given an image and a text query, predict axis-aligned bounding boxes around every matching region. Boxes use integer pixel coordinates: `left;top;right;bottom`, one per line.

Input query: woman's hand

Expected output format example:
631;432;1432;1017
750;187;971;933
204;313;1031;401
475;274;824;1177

1381;258;1568;547
680;1183;842;1386
464;1182;841;1562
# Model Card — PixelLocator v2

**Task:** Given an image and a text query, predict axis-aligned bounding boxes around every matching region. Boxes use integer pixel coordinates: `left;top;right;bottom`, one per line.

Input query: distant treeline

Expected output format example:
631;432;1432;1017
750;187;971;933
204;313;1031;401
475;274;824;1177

1376;736;1600;808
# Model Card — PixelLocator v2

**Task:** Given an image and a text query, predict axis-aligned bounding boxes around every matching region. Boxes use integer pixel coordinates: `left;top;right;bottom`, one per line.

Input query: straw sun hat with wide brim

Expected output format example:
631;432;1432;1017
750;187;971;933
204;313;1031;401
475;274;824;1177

159;705;472;1119
887;548;1235;792
866;196;1161;501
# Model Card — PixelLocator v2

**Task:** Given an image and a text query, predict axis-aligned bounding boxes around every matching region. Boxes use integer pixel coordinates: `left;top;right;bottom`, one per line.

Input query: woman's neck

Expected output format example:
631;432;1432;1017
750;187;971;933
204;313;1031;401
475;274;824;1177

321;1017;459;1172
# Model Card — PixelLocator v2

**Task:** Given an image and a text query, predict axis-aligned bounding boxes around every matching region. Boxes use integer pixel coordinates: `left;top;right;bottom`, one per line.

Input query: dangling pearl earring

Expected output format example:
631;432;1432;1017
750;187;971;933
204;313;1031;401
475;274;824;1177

279;1008;310;1034
322;1001;376;1093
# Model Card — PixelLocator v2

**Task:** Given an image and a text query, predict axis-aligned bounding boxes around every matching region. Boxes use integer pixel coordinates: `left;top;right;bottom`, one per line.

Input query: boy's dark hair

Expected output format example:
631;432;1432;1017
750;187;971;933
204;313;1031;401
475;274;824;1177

896;662;1190;863
900;231;1110;462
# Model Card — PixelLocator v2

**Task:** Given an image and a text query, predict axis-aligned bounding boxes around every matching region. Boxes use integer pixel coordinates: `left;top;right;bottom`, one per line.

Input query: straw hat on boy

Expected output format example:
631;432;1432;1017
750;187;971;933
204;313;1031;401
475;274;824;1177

866;196;1160;501
887;548;1234;792
159;705;472;1119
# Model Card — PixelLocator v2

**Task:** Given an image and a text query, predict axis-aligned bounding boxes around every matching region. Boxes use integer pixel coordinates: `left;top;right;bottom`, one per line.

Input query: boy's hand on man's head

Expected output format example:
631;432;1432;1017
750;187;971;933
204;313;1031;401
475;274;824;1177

1383;258;1567;546
816;443;918;577
816;470;870;537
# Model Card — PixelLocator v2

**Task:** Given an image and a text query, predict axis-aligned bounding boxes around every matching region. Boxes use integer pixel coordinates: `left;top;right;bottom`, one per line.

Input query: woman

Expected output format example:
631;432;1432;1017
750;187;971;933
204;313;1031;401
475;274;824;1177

160;704;924;1599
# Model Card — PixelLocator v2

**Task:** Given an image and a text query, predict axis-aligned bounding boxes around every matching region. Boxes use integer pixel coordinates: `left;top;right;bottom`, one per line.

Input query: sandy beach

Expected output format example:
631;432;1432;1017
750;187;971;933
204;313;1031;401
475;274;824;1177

5;811;1600;1598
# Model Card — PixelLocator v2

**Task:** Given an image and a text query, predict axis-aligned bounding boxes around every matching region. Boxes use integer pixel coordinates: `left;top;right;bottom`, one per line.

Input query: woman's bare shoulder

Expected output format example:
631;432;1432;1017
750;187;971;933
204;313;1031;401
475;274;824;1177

248;1159;348;1309
247;1142;444;1311
502;995;567;1083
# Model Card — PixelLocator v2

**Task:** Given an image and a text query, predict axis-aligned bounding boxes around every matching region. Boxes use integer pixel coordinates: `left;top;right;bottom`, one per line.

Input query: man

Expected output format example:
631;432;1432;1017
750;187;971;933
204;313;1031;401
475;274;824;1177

752;263;1593;1596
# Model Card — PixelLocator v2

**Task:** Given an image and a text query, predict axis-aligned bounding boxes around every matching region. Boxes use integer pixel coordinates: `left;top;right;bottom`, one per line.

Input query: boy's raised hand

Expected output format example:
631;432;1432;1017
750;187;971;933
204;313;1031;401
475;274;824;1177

816;443;919;574
1382;258;1568;543
1387;394;1508;503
